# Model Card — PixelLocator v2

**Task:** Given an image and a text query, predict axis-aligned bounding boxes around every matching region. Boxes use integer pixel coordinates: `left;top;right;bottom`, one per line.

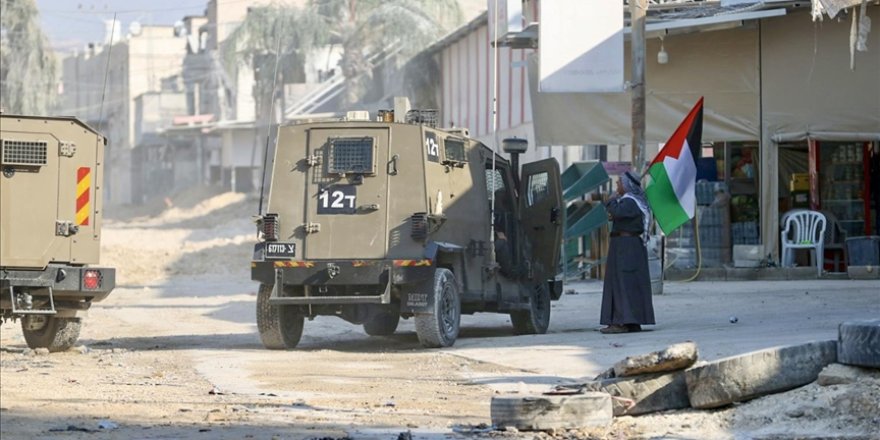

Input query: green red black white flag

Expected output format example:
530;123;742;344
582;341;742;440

645;97;703;235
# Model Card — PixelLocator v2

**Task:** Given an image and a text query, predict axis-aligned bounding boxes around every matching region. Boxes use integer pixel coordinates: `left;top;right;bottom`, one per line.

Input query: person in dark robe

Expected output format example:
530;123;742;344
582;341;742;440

599;171;656;334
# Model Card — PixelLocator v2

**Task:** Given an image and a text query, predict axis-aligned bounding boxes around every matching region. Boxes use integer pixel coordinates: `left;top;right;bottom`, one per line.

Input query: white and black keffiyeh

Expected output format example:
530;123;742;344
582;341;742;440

620;171;652;244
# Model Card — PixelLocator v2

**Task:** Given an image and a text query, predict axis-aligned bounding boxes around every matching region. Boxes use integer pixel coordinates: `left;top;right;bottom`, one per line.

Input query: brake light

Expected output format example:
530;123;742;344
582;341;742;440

83;270;101;290
261;213;279;242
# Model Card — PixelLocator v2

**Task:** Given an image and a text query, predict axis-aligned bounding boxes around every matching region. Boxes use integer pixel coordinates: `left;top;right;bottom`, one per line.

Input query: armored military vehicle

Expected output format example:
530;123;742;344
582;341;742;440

1;113;116;351
251;108;562;348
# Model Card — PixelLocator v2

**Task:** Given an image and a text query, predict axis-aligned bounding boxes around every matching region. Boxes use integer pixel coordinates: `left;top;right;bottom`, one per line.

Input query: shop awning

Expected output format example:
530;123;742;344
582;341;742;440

528;18;762;147
640;8;787;39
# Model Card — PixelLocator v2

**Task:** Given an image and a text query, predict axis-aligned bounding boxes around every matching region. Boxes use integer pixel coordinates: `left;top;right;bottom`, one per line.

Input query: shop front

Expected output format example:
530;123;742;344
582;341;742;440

525;5;879;275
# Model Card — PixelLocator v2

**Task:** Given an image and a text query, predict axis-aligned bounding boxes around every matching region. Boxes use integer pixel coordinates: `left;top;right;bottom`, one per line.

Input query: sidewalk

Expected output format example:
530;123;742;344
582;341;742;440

665;266;857;281
449;279;880;393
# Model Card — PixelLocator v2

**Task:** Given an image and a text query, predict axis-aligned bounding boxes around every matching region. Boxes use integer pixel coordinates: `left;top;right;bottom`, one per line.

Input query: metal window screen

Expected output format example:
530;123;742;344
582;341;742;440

527;172;549;207
1;139;48;166
485;169;505;195
444;139;467;162
328;137;375;174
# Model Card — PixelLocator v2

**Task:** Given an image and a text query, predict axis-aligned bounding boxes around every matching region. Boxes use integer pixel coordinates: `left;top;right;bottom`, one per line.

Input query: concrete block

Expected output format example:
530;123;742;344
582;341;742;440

817;363;880;386
613;342;699;377
685;340;837;409
491;393;612;431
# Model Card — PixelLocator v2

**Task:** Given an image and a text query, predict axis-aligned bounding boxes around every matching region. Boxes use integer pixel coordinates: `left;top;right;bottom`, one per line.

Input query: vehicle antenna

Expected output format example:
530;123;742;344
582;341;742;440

489;0;500;266
258;29;284;216
97;13;117;130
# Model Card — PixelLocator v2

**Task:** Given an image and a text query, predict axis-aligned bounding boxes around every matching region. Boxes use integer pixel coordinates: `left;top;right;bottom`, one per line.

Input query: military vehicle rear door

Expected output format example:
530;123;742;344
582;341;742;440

0;131;67;267
519;159;563;281
303;128;389;259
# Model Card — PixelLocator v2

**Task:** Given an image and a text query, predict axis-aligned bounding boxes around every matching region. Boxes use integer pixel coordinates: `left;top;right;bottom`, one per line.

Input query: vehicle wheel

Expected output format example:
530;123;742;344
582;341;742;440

414;268;460;348
510;283;551;335
363;311;400;336
256;283;304;349
838;319;880;368
21;315;82;352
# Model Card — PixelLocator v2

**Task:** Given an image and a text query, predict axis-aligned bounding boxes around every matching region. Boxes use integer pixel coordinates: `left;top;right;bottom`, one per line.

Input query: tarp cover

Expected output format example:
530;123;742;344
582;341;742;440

528;9;879;147
761;8;880;140
528;25;760;147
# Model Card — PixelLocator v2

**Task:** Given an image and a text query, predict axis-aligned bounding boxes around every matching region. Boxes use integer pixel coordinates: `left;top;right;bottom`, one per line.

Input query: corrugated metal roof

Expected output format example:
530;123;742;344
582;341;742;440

423;1;814;54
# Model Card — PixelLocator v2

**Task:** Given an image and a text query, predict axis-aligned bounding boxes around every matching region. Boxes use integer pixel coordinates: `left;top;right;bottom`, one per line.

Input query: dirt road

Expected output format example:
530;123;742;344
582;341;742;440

2;193;878;439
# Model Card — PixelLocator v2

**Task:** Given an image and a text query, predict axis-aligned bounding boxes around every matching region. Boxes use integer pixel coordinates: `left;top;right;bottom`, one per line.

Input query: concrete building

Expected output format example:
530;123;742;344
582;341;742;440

174;0;323;194
416;9;599;177
59;25;187;205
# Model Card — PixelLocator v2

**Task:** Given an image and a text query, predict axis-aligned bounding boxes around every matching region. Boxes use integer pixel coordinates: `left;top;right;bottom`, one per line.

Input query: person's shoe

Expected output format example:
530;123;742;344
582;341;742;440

599;324;629;334
626;324;642;332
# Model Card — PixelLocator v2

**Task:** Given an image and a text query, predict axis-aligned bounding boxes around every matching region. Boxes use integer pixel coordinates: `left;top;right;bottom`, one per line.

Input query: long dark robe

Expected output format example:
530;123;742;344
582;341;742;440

600;197;655;326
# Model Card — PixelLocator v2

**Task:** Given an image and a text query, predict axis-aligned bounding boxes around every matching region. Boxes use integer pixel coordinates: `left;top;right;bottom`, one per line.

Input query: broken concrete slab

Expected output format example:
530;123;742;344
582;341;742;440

581;370;690;416
685;340;837;409
490;393;612;431
817;363;880;386
594;367;616;380
613;342;699;377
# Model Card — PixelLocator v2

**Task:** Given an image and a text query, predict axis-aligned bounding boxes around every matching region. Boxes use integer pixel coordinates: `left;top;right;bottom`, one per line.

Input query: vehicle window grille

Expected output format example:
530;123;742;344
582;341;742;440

485;169;505;196
1;139;48;166
527;172;550;207
444;139;467;162
328;137;375;174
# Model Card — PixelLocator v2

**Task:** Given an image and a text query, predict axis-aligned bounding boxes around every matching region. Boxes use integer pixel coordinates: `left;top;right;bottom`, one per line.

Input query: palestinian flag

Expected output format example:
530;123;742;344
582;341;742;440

646;97;703;235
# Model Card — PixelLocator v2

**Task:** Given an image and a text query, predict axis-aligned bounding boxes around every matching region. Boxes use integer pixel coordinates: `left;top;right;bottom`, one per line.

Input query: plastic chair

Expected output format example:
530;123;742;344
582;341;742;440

780;210;827;276
819;210;848;272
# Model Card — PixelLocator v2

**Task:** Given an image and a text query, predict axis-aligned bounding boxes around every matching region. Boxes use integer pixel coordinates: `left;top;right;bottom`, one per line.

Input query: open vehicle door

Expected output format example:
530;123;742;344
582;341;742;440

519;159;563;282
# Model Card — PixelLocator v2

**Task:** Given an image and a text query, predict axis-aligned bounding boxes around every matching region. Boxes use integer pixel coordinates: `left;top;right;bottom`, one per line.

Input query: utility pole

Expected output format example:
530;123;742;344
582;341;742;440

630;0;647;174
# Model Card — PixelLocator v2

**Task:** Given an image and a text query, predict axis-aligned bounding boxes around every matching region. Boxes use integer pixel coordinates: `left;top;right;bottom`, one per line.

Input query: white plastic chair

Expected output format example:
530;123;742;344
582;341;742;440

781;210;827;276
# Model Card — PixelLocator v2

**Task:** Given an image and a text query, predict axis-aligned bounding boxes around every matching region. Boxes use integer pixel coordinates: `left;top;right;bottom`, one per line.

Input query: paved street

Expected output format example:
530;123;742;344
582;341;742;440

3;268;877;439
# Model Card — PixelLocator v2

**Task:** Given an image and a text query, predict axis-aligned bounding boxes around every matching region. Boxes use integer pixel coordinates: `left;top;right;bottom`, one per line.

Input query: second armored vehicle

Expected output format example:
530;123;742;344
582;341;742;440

252;109;562;348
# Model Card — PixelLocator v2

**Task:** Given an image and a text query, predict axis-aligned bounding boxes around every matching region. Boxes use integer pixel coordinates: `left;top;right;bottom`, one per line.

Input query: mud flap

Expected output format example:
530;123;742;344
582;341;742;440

549;279;563;301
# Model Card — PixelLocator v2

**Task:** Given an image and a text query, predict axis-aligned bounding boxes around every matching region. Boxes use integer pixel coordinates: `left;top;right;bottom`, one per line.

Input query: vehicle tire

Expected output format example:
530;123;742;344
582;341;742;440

414;268;460;348
256;283;304;349
363;311;400;336
510;283;551;335
21;315;82;352
838;319;880;368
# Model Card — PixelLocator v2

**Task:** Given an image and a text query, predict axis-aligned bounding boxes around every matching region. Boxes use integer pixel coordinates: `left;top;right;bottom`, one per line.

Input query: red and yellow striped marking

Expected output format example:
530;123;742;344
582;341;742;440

393;259;433;267
76;167;90;226
273;261;315;268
